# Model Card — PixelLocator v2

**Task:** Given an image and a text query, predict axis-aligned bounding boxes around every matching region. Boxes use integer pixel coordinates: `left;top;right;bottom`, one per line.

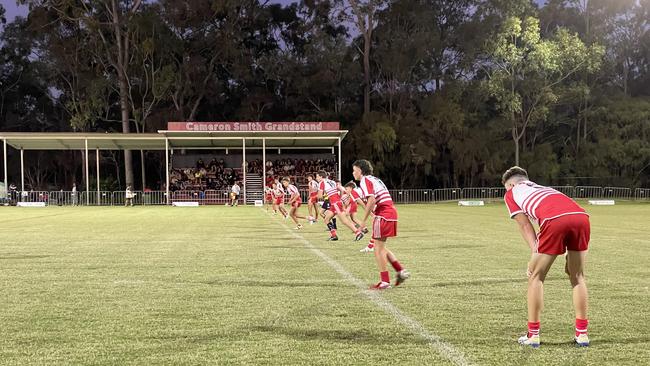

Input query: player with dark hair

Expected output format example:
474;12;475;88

502;166;591;348
307;174;319;224
316;171;364;242
352;159;409;289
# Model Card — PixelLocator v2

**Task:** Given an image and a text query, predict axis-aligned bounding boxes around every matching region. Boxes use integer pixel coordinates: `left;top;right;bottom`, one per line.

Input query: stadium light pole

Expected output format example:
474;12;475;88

85;138;89;206
337;136;342;182
262;138;266;192
165;138;170;205
96;148;100;204
242;138;246;205
20;148;24;194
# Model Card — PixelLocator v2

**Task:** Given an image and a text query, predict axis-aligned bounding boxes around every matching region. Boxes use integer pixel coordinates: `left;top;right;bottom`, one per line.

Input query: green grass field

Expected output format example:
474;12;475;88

1;203;649;365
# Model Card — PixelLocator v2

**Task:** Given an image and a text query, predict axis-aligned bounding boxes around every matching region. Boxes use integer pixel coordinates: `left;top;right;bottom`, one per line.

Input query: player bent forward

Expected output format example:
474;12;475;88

315;171;364;242
502;166;590;348
352;159;409;290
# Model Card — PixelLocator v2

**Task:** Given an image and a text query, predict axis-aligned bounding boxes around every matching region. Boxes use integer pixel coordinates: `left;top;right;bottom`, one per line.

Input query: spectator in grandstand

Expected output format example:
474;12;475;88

209;158;218;171
125;185;135;207
196;158;206;169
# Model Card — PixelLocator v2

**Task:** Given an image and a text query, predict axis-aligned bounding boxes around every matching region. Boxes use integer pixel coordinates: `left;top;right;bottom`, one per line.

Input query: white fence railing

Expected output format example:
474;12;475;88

0;186;647;206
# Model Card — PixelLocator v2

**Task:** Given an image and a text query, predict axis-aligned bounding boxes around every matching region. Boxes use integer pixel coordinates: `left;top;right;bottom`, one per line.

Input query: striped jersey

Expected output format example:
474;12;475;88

286;184;300;197
504;181;587;227
342;188;363;207
359;175;393;209
273;183;284;197
308;180;319;193
319;178;341;202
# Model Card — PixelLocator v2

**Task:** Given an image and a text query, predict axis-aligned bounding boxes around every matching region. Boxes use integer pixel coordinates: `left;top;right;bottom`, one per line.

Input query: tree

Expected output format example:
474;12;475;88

481;16;604;165
23;0;146;188
347;0;385;117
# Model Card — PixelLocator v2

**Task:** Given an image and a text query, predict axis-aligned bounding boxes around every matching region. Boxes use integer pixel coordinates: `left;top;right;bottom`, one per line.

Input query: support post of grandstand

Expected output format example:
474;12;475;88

242;137;247;205
85;138;89;206
96;148;100;204
337;137;341;181
165;138;170;205
3;138;6;197
262;138;266;192
20;148;24;193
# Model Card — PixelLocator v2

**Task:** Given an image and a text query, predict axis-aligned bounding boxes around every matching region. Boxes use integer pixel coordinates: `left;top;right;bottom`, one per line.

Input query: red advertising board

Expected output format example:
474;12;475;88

167;122;340;132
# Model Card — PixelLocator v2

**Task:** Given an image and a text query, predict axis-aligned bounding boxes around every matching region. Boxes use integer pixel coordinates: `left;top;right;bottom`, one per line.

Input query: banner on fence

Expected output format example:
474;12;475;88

17;202;46;207
458;200;485;206
588;200;615;205
172;202;199;207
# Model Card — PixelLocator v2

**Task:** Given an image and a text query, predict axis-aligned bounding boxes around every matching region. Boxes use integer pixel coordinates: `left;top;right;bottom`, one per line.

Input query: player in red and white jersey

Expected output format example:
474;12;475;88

316;171;364;242
352;159;409;290
282;177;314;229
307;174;320;224
343;181;376;253
272;179;288;218
264;186;274;212
502;166;590;348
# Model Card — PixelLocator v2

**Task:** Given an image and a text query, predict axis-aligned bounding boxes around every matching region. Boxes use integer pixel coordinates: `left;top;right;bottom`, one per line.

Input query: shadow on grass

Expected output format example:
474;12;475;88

250;325;426;346
201;279;342;288
542;337;650;346
0;254;53;260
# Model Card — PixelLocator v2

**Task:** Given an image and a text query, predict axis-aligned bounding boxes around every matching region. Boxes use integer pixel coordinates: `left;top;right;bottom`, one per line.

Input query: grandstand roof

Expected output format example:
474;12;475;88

0;130;348;150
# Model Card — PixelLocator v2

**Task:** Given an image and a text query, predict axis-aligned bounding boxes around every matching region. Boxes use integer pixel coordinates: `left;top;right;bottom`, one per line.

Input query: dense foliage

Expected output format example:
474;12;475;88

1;0;648;189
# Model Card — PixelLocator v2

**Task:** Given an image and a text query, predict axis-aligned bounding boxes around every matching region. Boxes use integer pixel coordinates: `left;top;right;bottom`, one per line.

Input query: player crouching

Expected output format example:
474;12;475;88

282;177;314;229
316;171;364;242
502;166;590;348
352;159;409;289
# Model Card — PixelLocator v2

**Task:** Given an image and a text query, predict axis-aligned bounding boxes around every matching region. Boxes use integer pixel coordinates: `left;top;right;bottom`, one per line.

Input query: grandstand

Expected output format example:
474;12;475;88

0;122;346;206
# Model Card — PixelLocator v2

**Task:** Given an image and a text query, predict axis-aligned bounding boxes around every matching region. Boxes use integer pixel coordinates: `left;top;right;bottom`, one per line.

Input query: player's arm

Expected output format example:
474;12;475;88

289;193;298;204
317;189;324;199
362;195;376;225
513;213;537;251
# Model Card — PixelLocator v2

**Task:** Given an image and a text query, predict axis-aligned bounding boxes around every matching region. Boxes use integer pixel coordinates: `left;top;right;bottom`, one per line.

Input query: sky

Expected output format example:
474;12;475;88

2;0;549;23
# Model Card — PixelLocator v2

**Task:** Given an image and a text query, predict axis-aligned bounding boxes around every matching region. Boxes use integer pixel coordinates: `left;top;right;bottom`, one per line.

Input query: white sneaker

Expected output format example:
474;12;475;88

360;246;374;253
518;334;540;348
574;333;589;347
294;224;303;230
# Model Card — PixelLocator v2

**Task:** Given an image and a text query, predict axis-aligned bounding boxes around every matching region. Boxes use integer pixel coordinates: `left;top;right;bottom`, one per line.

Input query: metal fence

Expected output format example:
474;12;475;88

635;188;650;201
1;185;648;206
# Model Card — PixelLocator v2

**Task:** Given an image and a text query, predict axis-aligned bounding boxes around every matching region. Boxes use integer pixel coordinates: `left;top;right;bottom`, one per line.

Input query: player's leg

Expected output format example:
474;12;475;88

520;252;556;347
565;214;590;346
567;250;589;344
384;247;409;286
323;210;337;240
307;198;315;219
371;238;391;289
279;204;288;218
333;205;363;240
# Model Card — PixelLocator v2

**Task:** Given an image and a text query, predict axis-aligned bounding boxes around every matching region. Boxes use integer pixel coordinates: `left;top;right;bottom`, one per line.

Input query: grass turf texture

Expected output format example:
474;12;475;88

1;203;648;365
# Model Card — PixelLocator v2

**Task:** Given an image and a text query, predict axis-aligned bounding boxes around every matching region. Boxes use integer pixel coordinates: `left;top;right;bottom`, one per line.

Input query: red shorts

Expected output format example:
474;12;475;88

372;205;398;239
328;200;344;214
291;199;302;208
274;197;284;205
348;202;358;215
309;193;318;204
537;214;590;255
265;194;272;202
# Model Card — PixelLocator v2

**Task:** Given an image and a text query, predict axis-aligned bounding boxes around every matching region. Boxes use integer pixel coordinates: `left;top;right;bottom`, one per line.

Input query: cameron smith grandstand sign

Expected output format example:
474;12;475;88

168;122;340;132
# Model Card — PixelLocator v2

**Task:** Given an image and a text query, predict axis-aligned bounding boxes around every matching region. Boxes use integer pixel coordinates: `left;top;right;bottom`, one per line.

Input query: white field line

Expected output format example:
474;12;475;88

267;211;473;366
